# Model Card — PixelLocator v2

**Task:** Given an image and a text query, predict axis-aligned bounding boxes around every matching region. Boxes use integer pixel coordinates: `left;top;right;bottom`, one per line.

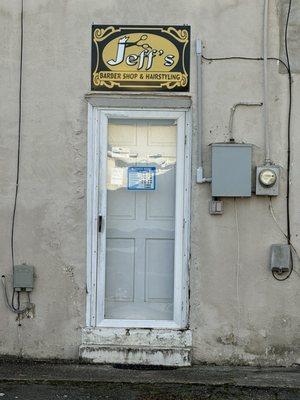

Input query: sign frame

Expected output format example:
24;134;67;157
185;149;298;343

91;25;190;92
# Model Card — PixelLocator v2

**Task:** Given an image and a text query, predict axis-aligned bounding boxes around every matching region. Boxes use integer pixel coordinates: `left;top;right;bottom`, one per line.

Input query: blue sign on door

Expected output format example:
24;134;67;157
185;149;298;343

127;166;156;190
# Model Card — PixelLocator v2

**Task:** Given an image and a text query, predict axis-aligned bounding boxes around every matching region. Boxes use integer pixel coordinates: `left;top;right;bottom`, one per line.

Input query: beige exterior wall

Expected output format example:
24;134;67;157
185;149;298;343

0;0;299;365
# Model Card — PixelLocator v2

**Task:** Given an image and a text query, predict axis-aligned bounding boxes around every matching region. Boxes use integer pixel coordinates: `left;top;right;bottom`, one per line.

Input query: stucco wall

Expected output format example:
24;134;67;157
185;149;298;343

0;0;299;365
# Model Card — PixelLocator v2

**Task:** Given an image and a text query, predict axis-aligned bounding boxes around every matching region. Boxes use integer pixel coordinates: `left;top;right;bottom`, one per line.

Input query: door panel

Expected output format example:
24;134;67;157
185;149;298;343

104;119;177;321
146;168;176;220
145;239;174;302
105;238;135;302
107;191;136;220
108;123;137;146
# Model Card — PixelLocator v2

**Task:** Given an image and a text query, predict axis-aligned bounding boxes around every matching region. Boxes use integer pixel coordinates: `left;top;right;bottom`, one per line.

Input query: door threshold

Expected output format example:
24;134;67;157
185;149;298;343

79;327;192;367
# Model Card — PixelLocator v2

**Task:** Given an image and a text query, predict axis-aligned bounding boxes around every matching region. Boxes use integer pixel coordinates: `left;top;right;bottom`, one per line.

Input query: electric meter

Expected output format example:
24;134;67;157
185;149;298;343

259;168;277;187
256;165;279;196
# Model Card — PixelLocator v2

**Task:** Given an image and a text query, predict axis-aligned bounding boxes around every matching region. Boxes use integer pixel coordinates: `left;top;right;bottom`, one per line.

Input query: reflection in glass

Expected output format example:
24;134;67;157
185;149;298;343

104;119;177;320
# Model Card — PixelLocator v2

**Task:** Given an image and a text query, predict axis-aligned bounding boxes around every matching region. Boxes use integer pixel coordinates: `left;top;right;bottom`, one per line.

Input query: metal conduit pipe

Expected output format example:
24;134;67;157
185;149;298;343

228;102;263;142
196;38;211;183
263;0;271;163
196;38;203;168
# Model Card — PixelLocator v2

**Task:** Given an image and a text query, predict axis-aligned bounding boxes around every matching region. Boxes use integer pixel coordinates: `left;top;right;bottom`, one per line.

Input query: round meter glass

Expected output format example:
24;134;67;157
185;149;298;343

259;169;277;187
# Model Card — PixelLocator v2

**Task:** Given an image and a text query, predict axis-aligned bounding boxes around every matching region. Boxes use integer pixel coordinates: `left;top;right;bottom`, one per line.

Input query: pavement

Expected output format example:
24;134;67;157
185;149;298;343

0;358;299;399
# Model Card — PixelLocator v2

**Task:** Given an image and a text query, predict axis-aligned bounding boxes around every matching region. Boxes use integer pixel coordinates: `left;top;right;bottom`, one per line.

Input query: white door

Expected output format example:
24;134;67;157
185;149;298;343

94;110;189;328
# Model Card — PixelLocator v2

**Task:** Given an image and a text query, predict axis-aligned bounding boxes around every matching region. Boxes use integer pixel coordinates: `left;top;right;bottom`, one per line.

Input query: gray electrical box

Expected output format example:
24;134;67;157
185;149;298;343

211;143;252;197
270;244;291;274
13;264;34;292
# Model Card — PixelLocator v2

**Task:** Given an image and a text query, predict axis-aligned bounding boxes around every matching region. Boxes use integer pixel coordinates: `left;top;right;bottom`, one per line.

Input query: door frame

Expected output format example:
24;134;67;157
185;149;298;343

86;104;192;329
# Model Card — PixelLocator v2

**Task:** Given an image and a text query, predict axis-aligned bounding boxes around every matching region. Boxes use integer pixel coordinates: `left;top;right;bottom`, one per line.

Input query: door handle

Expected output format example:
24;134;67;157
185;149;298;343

98;215;103;233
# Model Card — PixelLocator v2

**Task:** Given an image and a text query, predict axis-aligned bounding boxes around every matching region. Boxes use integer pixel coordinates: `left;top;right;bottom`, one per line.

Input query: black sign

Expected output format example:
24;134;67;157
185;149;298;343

91;25;190;92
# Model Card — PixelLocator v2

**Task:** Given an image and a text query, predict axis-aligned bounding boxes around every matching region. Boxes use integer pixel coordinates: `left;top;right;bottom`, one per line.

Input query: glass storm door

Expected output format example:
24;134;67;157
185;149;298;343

97;111;187;326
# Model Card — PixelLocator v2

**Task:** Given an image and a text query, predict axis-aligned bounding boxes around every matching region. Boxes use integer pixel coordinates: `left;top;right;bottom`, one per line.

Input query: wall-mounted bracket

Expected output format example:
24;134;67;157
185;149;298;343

196;167;212;184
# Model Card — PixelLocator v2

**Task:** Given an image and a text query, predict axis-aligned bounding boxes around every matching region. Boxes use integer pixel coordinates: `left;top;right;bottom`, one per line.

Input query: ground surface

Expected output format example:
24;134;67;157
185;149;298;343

0;359;299;399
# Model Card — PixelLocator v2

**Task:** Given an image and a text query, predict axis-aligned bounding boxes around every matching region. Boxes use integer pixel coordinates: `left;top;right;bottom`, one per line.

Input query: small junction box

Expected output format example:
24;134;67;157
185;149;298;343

211;143;252;197
13;264;34;292
270;244;291;274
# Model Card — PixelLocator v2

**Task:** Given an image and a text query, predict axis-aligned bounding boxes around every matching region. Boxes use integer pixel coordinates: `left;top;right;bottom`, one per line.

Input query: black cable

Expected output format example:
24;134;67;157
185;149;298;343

2;1;33;314
1;275;27;314
285;0;292;246
11;0;23;269
202;2;294;281
272;0;293;282
202;55;290;73
272;269;292;281
10;0;24;311
17;292;20;310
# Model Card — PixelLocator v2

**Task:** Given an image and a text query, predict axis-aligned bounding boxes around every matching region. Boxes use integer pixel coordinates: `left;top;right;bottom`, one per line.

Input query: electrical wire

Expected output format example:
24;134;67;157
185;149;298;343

202;0;293;281
269;198;288;239
1;276;28;314
285;0;292;247
272;0;294;281
268;197;299;259
2;0;27;314
272;269;292;282
268;198;299;280
11;0;23;271
202;55;290;73
11;0;24;312
17;292;20;310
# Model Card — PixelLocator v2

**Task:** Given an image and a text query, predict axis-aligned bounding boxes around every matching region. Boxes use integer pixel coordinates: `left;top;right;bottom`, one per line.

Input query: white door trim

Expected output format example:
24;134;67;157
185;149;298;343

86;107;191;329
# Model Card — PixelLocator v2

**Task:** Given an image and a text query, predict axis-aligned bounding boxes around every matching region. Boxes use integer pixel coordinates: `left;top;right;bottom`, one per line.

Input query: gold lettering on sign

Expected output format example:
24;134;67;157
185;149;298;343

92;26;190;91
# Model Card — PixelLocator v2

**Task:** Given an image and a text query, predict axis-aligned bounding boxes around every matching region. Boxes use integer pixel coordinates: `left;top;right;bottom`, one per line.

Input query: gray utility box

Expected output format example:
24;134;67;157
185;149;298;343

211;143;252;197
270;244;291;273
13;264;34;292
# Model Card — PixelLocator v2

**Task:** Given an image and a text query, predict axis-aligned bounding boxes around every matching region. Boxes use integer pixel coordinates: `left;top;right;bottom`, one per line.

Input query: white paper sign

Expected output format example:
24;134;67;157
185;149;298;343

111;167;124;186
